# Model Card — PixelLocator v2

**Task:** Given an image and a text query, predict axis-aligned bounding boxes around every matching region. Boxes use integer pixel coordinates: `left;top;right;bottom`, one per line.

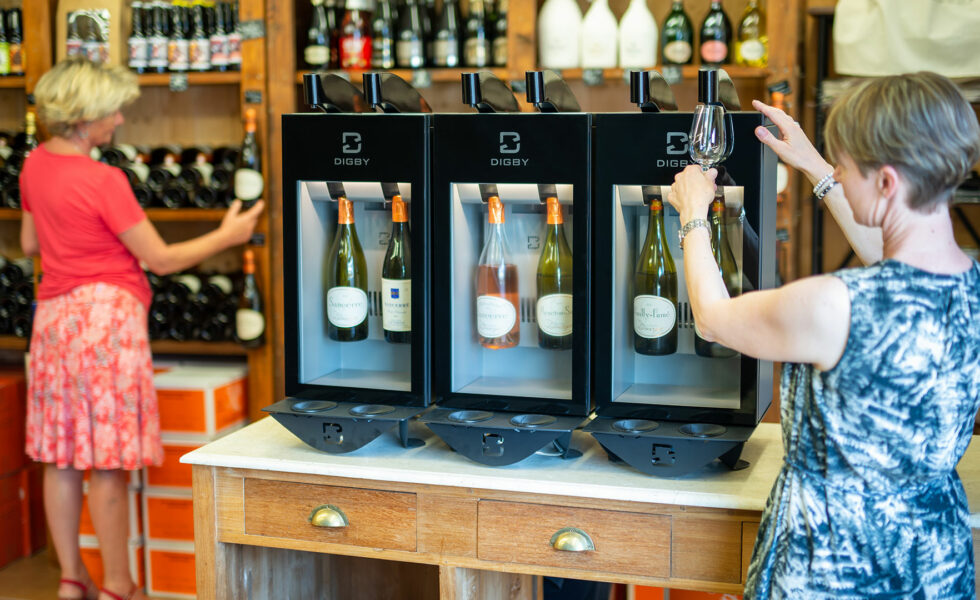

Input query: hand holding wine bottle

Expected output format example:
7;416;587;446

218;198;266;246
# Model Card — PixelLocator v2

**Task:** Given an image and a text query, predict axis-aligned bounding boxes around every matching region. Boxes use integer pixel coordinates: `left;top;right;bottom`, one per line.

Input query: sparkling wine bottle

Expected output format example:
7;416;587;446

476;195;519;349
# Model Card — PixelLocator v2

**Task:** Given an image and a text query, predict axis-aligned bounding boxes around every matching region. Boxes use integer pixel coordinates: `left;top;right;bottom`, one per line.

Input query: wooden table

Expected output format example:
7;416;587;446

184;418;980;599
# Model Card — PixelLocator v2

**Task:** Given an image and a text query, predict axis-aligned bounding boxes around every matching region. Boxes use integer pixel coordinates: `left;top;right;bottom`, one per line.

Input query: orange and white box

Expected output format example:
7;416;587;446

142;488;194;542
154;365;247;437
79;534;145;589
79;483;141;539
145;539;197;599
144;426;244;491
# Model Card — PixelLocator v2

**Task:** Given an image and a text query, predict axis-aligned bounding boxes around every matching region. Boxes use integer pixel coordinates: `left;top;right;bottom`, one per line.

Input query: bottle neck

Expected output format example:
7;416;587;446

338;197;355;225
646;203;665;243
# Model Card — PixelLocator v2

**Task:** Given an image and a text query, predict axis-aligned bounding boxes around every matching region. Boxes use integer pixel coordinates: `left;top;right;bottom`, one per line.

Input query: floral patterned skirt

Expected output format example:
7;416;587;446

26;283;162;470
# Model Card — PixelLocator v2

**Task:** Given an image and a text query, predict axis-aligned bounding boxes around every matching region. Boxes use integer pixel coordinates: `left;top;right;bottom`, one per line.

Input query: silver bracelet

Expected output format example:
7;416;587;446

813;172;836;199
678;218;710;250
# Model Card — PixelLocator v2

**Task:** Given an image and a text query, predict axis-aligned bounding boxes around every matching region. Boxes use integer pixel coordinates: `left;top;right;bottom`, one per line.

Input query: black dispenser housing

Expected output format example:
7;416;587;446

420;72;592;466
267;73;432;454
586;69;777;477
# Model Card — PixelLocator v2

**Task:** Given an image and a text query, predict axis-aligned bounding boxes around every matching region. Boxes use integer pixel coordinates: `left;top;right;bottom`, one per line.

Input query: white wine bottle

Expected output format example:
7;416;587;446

734;0;767;67
537;0;582;69
326;197;369;342
234;108;263;209
381;195;411;344
580;0;618;69
633;197;677;355
661;0;693;65
618;0;657;69
695;197;739;358
476;195;519;349
235;248;266;348
536;196;573;350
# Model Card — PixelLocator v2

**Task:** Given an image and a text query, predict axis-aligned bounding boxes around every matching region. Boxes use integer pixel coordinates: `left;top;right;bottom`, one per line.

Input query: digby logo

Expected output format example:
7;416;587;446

499;132;521;154
342;132;362;154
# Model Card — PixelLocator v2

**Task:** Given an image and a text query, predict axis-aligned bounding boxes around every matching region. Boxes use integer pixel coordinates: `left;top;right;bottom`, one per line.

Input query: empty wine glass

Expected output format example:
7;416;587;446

689;103;727;171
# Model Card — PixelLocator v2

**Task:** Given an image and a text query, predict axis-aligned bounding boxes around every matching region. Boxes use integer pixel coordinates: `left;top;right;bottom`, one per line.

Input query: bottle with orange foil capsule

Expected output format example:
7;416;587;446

536;196;573;350
382;194;411;344
475;195;519;349
326;196;369;341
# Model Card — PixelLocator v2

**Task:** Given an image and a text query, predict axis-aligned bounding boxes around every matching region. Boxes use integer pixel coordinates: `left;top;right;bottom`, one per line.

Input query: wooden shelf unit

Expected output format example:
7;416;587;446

3;0;275;419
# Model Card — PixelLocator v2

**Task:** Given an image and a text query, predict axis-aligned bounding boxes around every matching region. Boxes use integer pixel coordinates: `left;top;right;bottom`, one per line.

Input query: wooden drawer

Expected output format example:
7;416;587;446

477;500;670;578
243;478;417;552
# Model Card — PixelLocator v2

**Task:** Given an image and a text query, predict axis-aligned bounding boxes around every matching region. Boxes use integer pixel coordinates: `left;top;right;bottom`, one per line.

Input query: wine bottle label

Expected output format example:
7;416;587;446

464;39;490;67
305;44;329;66
372;38;395;68
327;286;368;328
228;33;243;64
396;40;425;67
208;275;234;295
381;278;412;333
700;40;728;63
129;38;149;68
536;293;573;337
236;308;265;340
67;40;83;57
8;45;23;74
175;274;202;294
492;37;507;66
149;37;169;68
340;36;371;69
633;295;676;339
169;39;190;70
662;40;692;63
234;168;264;201
432;40;459;67
476;295;516;339
0;145;12;161
131;162;150;182
190;39;211;70
210;35;230;66
738;39;765;62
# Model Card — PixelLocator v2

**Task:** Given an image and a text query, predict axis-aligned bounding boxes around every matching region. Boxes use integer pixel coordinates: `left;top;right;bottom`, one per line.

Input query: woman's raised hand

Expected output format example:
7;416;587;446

220;199;265;247
752;99;832;185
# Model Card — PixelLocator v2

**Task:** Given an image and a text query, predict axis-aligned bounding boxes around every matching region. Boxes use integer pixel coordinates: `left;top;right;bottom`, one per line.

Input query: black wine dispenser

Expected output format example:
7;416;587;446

586;69;776;477
419;71;593;466
265;73;432;453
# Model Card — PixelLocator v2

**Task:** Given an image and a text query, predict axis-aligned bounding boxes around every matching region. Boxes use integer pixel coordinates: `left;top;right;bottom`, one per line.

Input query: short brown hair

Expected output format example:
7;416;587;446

824;72;980;212
34;57;139;138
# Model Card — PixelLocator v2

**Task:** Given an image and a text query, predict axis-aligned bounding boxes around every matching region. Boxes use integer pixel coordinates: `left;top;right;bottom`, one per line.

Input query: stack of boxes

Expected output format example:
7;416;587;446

142;364;248;598
0;370;45;569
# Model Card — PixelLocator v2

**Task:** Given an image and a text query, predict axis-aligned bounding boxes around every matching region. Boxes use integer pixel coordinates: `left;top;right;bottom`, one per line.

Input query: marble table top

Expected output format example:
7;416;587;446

183;417;980;527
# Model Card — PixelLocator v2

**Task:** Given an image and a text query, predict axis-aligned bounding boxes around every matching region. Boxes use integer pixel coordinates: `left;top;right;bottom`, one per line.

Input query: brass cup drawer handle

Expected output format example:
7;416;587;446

550;527;595;552
309;504;349;528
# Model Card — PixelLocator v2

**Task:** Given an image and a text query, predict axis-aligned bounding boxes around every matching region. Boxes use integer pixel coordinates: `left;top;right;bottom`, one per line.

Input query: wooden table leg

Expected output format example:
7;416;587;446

440;565;540;600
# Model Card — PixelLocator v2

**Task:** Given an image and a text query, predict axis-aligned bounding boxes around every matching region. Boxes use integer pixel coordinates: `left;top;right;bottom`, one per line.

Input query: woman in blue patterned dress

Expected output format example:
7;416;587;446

668;71;980;599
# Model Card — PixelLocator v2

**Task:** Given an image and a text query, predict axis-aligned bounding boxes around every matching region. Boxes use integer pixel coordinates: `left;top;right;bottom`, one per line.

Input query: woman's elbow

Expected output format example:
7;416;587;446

20;240;39;257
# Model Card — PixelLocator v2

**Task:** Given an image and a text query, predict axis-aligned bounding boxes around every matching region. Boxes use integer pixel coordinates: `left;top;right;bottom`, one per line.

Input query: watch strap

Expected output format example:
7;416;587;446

678;218;710;250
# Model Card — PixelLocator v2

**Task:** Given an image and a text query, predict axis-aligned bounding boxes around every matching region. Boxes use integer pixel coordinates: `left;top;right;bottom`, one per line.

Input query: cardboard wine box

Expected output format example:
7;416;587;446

56;0;131;66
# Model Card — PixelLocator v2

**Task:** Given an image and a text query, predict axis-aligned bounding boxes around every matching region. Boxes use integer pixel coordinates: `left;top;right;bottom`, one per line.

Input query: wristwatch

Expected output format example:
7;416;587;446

678;218;710;250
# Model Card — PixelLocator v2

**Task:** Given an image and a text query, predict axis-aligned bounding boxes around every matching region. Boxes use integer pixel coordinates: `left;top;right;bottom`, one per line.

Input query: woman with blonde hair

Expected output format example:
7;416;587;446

669;71;980;597
21;58;264;600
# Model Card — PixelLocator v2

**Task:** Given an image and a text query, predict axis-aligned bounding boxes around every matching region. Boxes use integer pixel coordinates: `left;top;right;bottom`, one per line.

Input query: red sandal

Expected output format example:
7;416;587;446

58;578;98;600
99;585;145;600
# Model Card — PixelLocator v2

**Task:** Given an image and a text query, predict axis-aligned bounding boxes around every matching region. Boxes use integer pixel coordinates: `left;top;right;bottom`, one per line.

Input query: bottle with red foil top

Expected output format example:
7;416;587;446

476;195;519;350
339;0;373;69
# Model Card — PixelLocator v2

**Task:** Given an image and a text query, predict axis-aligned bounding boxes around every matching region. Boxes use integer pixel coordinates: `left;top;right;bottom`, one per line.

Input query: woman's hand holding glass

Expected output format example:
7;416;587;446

668;165;718;225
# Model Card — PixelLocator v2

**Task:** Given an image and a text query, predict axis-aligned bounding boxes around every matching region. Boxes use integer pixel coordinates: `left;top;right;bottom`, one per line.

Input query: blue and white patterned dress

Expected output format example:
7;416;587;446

744;259;980;599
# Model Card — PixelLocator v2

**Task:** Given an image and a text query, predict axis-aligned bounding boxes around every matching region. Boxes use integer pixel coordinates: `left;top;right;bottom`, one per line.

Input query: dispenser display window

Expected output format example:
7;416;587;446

295;180;416;393
447;183;576;401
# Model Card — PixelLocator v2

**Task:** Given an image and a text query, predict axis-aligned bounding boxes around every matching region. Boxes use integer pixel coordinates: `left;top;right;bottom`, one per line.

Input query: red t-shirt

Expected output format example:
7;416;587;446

20;145;152;308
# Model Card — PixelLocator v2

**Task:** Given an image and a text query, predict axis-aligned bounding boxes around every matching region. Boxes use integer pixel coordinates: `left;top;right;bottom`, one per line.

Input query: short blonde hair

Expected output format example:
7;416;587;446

824;72;980;212
34;57;140;137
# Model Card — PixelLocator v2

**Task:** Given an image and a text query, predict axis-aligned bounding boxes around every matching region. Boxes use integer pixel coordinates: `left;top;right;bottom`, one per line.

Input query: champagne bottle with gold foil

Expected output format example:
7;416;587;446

734;0;767;67
633;197;677;355
695;197;739;358
326;197;369;341
476;195;519;349
536;196;573;350
235;248;266;348
382;194;411;344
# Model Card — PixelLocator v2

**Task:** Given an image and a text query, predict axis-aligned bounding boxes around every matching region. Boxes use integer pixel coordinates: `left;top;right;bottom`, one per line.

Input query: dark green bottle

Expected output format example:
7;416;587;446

633;197;677;355
326;197;369;342
694;197;739;358
661;0;693;65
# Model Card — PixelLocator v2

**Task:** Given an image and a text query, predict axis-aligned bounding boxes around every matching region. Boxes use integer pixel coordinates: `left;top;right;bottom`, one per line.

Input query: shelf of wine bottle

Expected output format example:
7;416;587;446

150;340;246;356
0;335;27;351
0;76;26;89
0;208;21;220
144;208;228;221
137;71;242;87
294;67;511;86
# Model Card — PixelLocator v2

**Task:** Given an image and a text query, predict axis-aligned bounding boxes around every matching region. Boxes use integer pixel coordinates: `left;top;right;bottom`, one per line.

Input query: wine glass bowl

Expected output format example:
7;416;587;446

689;103;727;171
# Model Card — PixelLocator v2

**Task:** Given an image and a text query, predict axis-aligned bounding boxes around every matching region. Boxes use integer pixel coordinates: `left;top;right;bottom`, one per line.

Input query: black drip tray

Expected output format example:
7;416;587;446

349;404;397;417
612;419;659;433
679;423;727;438
510;414;557;428
448;410;494;423
290;400;338;413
